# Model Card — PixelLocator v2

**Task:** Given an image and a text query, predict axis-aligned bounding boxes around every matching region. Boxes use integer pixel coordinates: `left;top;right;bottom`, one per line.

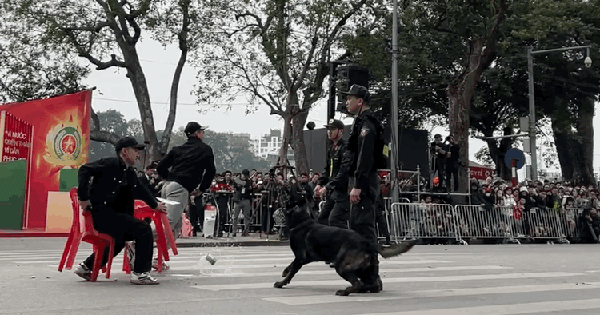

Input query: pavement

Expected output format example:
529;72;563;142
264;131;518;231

175;232;289;247
3;239;600;315
0;229;289;247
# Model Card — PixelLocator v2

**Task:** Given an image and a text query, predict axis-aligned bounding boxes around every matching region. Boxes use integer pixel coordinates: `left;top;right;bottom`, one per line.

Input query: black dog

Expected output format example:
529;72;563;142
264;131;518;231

274;205;416;296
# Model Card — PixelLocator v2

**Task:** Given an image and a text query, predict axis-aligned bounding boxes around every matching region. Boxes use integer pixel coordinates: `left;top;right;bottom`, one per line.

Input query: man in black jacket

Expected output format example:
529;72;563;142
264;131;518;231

157;122;216;240
341;84;386;292
75;137;165;285
316;119;350;228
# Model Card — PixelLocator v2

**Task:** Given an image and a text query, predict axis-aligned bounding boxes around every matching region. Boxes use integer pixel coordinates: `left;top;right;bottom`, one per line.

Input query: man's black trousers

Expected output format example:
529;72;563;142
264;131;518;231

84;208;153;273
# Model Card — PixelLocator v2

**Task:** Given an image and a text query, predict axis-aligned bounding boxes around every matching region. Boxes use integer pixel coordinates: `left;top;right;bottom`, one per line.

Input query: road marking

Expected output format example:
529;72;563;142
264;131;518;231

169;265;511;277
264;282;600;305
360;298;600;315
191;272;583;291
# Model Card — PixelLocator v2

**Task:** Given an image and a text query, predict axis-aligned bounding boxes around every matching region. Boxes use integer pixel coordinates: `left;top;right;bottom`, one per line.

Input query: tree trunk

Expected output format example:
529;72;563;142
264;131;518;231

279;114;292;175
447;0;505;191
577;96;594;185
125;58;160;161
552;118;573;180
160;47;187;156
448;40;486;192
555;97;595;185
290;110;309;175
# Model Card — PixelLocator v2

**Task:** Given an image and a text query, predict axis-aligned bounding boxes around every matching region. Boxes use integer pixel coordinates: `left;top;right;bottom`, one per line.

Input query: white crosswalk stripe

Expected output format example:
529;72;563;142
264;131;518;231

4;245;600;314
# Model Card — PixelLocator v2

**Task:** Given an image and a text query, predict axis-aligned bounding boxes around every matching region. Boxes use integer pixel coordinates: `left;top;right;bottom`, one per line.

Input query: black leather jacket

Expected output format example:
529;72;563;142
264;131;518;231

78;157;158;216
157;137;216;193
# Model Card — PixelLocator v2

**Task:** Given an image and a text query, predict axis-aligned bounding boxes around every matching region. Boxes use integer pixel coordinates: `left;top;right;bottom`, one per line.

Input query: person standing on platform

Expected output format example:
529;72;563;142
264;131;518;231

157;122;216;239
430;134;446;189
444;135;460;192
75;136;165;285
316;119;350;229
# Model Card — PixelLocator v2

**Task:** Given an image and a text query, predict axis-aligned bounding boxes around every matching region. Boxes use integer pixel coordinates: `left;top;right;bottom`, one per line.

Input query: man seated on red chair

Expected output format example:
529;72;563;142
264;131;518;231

75;136;166;285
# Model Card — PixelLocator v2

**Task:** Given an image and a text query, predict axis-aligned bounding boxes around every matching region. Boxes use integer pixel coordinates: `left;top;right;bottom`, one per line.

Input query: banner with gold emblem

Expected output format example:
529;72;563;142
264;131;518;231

0;90;91;229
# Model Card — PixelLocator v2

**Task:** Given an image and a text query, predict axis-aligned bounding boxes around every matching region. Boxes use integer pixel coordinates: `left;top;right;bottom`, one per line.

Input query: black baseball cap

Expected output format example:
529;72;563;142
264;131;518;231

184;122;207;136
341;84;370;103
324;119;344;130
115;137;145;152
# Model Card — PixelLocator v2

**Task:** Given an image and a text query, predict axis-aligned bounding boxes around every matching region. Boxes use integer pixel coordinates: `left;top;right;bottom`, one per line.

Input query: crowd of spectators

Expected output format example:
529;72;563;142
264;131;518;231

385;175;600;244
139;164;323;238
139;159;600;244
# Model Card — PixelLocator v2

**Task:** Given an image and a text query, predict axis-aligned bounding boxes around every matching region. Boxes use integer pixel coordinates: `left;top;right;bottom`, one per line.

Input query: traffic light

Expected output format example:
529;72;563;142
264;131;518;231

335;65;369;112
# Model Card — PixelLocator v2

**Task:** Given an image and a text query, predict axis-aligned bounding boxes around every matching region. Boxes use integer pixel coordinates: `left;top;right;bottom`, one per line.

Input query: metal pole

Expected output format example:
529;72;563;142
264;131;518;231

390;0;399;203
527;46;538;181
326;62;336;177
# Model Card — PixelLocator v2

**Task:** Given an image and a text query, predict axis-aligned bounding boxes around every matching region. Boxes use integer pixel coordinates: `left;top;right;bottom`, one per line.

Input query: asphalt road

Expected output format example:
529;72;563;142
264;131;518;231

1;238;600;315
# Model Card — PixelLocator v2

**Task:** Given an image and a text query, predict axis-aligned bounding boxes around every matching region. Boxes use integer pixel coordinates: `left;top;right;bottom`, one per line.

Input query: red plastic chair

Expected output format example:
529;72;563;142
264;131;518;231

123;200;178;273
58;187;115;282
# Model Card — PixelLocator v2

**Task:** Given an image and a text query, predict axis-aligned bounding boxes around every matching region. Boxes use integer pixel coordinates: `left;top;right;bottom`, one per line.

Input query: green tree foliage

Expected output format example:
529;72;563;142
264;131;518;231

0;3;89;103
194;0;383;175
2;0;205;161
497;0;600;184
89;110;143;161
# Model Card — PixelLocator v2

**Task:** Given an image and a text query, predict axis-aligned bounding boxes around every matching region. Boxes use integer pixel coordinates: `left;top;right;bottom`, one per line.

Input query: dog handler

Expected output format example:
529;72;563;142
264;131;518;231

341;84;386;290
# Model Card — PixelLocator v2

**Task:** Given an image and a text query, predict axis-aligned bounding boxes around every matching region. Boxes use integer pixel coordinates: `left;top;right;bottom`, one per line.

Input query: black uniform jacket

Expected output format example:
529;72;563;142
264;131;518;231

78;157;159;216
346;110;384;192
326;138;347;180
157;137;216;193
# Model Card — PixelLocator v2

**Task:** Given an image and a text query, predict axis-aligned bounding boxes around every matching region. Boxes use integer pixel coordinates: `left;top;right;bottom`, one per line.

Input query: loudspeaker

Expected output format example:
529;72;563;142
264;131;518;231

383;128;430;180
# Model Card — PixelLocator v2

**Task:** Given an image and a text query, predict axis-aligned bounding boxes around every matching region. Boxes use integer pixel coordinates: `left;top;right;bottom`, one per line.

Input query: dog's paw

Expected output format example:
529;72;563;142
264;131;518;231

335;289;350;296
274;281;285;288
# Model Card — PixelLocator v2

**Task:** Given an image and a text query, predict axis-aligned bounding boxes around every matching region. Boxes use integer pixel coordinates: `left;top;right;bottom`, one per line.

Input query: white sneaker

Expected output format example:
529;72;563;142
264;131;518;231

73;263;91;281
130;272;160;285
152;257;170;271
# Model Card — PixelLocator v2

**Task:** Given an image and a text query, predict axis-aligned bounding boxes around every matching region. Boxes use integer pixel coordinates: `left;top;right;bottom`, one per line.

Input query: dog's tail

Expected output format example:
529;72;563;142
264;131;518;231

378;239;417;258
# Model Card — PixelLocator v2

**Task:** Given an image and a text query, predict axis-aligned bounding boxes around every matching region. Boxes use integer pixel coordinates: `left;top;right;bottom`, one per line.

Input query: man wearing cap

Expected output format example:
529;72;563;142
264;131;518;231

430;134;446;189
157;122;216;242
316;118;350;228
341;84;387;292
75;136;166;285
232;169;253;237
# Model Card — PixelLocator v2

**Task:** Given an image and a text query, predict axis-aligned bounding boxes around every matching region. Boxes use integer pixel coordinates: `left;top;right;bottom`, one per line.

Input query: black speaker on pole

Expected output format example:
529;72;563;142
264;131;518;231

383;127;430;180
336;65;370;112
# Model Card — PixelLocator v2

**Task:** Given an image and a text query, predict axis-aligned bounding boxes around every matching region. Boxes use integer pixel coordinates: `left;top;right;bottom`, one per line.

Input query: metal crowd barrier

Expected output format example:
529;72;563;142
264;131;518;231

389;202;579;245
389;203;466;244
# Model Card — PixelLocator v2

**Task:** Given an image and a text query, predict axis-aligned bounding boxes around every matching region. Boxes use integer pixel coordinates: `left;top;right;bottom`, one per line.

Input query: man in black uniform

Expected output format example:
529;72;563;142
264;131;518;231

316;119;350;228
157;122;216;240
341;84;386;292
430;134;446;188
444;135;460;192
75;137;166;285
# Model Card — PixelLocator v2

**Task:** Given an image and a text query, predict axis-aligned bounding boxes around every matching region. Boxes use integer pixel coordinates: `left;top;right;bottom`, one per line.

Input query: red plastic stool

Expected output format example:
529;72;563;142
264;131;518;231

58;187;115;281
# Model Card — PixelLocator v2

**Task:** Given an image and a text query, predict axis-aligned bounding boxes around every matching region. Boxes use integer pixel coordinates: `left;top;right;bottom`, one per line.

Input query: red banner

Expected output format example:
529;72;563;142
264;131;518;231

0;91;92;229
469;166;494;181
1;111;34;161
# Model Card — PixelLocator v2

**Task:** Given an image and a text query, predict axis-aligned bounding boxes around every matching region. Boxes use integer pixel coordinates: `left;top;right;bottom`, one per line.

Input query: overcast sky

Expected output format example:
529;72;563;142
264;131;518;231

83;40;600;175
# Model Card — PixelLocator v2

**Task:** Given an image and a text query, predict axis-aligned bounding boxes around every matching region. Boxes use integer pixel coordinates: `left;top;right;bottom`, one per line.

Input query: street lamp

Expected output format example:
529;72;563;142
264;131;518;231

527;45;592;181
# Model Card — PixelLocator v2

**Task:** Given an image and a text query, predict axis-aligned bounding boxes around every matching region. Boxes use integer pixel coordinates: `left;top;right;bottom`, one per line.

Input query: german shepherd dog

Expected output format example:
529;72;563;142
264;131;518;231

274;205;416;296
